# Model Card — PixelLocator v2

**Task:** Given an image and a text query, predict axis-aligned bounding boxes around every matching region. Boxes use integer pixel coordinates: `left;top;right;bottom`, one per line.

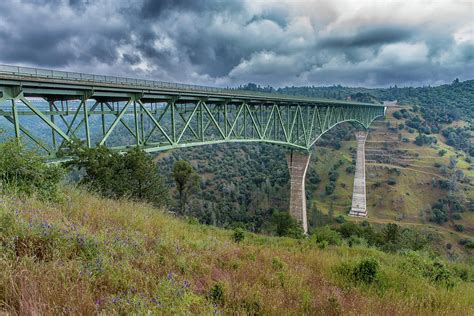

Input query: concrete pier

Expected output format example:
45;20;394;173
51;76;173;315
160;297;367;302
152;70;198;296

287;151;311;233
349;131;368;217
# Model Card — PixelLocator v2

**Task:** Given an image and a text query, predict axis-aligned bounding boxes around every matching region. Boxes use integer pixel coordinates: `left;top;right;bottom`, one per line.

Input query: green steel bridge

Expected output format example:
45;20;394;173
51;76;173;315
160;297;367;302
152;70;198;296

0;65;386;157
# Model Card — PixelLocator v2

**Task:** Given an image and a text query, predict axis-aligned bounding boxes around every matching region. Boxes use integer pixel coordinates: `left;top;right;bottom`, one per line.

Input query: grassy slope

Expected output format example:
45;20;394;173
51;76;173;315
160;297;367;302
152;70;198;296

0;188;473;315
311;105;473;256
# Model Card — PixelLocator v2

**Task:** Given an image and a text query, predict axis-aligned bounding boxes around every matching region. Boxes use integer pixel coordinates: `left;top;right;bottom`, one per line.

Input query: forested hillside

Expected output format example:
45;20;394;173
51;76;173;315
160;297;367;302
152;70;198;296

155;80;473;257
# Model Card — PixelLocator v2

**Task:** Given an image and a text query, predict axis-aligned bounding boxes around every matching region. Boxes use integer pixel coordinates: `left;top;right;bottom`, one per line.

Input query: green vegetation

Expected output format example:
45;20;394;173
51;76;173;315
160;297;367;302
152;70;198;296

0;140;62;201
172;160;199;214
232;227;245;243
0;138;473;314
271;211;304;239
64;144;169;207
0;79;473;313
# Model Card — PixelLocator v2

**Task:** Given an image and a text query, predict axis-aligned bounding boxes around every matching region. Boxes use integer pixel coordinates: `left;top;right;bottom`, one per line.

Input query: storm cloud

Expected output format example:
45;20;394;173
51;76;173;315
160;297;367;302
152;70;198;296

0;0;472;87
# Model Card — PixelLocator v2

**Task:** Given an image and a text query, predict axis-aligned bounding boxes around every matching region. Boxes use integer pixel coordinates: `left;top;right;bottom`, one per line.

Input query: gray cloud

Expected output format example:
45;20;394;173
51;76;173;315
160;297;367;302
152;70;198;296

0;0;472;87
319;26;413;48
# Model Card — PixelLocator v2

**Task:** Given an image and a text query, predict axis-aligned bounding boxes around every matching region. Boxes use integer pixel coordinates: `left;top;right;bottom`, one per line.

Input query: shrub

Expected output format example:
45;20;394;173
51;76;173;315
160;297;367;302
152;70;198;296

232;228;245;243
65;144;169;207
352;258;379;284
312;226;342;246
336;258;380;285
272;211;304;239
208;282;225;304
328;171;339;182
426;262;455;289
392;111;402;119
387;178;397;185
345;165;355;174
337;222;363;239
325;182;336;195
272;257;285;271
335;215;345;224
347;236;368;248
454;224;464;232
458;238;472;246
0;140;63;201
431;208;448;224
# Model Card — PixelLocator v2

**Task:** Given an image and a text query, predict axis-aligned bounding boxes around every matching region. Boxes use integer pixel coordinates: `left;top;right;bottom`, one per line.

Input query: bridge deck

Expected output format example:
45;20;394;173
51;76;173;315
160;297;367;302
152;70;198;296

0;64;382;107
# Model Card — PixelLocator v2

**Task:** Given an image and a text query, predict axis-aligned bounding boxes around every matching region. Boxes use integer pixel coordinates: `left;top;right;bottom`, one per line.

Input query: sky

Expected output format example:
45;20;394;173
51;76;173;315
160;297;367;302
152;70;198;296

0;0;472;88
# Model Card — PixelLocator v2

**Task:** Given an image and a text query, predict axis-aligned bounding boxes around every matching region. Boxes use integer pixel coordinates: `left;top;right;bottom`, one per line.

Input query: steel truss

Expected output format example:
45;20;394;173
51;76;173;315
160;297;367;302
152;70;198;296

0;67;386;158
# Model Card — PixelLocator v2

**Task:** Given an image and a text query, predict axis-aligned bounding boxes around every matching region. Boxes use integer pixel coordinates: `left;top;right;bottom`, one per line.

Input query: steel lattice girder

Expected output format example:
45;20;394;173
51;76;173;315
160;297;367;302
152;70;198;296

0;72;386;158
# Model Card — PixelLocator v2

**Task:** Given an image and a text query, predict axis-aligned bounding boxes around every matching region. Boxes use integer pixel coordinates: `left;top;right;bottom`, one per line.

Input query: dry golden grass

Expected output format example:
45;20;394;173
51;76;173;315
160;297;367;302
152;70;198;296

0;188;473;315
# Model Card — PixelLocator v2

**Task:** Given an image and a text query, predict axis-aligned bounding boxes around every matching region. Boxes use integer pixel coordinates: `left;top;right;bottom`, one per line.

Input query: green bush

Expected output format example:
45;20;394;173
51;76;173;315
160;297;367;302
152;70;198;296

0;140;63;201
426;262;455;289
335;215;345;224
454;224;464;232
271;211;304;239
392;111;402;119
352;258;379;284
325;182;336;195
271;257;285;271
345;165;355;174
387;177;397;185
232;228;245;243
335;257;380;285
65;144;168;207
347;236;368;247
208;282;225;304
312;226;342;246
464;241;474;250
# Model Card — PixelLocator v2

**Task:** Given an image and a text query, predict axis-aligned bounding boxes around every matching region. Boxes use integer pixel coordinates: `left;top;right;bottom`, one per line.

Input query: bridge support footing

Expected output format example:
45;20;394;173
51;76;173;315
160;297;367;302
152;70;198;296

349;131;368;217
287;150;310;233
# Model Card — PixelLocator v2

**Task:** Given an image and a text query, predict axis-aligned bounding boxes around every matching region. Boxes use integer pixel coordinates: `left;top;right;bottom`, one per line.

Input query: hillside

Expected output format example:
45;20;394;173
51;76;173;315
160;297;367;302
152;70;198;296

151;80;473;243
311;105;473;249
1;188;473;314
331;105;470;217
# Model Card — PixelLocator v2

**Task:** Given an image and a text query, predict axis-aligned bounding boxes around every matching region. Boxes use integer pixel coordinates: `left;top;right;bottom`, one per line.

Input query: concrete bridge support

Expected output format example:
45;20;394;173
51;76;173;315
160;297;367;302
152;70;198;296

287;151;311;233
349;131;368;217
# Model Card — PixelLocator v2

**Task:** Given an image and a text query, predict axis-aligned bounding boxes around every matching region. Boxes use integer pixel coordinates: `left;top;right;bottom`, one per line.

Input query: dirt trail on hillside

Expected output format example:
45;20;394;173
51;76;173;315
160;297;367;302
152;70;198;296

367;162;472;187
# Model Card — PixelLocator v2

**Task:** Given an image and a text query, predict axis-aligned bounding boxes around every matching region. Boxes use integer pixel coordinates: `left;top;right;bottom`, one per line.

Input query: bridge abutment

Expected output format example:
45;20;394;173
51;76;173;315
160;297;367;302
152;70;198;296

287;150;310;233
349;131;368;217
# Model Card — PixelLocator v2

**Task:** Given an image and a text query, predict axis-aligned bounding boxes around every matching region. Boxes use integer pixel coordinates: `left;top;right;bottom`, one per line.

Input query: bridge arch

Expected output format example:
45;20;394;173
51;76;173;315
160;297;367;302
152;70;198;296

307;117;376;149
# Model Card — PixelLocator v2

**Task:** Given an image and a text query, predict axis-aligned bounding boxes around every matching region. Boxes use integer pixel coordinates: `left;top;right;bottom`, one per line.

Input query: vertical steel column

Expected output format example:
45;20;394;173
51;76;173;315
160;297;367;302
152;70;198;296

171;100;176;144
243;103;247;138
49;101;57;150
224;102;228;138
133;101;140;145
200;101;204;141
100;102;106;139
140;105;145;144
11;99;20;142
83;97;91;148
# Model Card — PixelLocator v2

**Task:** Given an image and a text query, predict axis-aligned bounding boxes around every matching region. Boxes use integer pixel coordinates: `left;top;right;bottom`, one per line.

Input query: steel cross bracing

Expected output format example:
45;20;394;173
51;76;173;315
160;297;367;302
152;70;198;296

0;65;386;158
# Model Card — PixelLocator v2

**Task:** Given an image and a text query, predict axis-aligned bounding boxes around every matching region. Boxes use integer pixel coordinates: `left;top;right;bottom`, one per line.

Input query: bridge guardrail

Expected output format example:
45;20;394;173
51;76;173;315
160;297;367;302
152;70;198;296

0;64;266;95
0;64;382;106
